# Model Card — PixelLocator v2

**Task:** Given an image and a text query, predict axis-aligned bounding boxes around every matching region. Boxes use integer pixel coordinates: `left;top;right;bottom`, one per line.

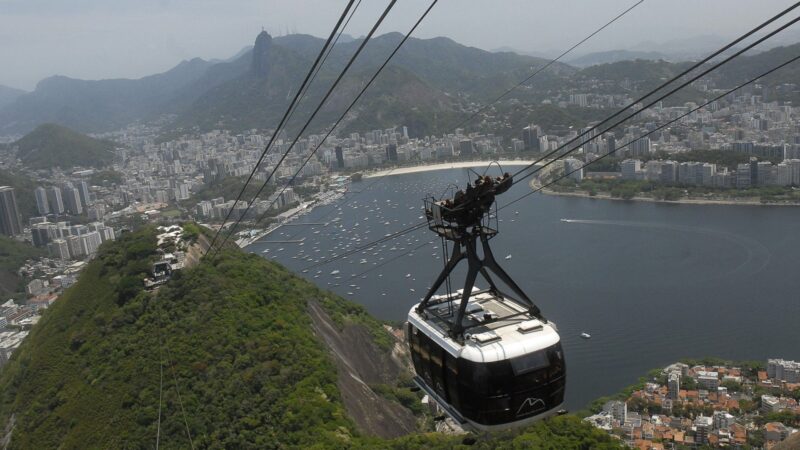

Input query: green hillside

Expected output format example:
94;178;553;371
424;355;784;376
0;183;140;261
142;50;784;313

14;123;116;170
181;175;275;207
0;169;38;219
0;236;44;300
0;226;622;449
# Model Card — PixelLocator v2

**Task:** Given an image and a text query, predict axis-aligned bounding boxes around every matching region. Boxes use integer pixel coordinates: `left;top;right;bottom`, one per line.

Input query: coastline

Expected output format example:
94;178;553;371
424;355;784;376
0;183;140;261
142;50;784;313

537;182;800;207
363;160;536;178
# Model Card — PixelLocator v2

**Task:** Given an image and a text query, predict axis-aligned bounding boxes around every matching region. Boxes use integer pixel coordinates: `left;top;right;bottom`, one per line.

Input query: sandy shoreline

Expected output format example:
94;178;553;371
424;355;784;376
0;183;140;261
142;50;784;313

363;160;537;178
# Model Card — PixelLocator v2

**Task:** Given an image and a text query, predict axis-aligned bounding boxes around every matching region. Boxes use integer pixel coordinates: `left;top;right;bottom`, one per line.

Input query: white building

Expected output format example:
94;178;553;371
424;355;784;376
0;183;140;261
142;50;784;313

621;159;641;180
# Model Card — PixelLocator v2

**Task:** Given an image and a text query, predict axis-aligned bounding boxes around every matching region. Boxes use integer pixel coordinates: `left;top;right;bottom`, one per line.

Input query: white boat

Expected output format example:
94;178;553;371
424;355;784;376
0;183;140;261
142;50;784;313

580;332;591;339
505;254;512;260
405;273;412;278
330;270;340;275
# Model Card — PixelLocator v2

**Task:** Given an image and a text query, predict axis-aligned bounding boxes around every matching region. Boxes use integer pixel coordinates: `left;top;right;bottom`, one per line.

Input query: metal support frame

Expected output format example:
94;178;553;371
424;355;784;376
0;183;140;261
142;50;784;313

417;225;542;338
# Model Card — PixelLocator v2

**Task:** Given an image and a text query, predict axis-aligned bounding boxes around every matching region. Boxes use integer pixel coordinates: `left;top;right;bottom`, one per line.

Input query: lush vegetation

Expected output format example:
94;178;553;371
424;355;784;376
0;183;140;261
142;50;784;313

88;169;123;187
182;175;274;206
0;226;624;449
0;169;39;220
0;236;45;300
14;123;116;169
553;177;800;204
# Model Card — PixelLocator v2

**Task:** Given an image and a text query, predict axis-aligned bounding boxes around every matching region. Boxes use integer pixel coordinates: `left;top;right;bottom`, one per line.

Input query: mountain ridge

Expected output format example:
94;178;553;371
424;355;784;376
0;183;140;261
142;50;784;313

2;33;798;137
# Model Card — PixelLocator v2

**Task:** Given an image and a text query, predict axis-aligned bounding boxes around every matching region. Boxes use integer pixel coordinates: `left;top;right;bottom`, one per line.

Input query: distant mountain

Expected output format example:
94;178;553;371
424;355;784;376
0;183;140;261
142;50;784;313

0;32;573;137
276;32;573;96
0;86;26;111
7;31;792;139
490;46;556;59
567;50;671;67
628;34;733;60
705;43;800;92
172;31;564;137
14;124;116;169
0;58;220;135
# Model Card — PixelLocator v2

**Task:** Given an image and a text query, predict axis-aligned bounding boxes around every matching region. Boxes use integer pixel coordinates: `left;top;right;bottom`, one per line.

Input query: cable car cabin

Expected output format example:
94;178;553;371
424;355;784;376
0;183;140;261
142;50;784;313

407;289;565;431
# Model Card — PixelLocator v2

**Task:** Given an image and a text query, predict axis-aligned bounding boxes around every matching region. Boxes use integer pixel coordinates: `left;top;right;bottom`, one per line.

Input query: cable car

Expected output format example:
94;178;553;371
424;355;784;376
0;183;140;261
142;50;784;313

407;172;565;430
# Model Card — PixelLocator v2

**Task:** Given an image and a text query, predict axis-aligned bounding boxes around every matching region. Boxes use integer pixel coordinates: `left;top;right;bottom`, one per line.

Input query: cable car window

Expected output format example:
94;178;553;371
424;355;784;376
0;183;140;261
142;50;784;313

509;350;549;375
547;344;565;380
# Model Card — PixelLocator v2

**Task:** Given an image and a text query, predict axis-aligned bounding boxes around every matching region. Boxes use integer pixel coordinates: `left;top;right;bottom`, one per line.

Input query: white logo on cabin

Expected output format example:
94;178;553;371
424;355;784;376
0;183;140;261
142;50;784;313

516;397;545;417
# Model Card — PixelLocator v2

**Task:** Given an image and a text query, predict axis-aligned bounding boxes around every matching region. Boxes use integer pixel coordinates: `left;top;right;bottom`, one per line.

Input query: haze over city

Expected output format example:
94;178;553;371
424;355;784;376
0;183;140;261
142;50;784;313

0;0;798;89
0;0;799;448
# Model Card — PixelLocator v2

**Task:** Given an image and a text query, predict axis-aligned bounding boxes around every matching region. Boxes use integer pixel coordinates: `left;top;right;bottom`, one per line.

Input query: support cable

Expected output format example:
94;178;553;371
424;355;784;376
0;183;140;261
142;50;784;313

509;4;800;183
205;0;358;254
210;0;401;256
500;53;800;211
289;8;799;270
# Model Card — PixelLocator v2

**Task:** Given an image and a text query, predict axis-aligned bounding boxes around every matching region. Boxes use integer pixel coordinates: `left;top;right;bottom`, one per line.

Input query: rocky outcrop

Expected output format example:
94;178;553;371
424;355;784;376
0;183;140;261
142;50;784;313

251;31;273;77
308;301;417;439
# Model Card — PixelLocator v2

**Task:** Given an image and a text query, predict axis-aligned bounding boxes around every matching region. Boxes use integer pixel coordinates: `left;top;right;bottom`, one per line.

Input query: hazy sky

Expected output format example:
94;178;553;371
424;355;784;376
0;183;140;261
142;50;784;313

1;0;797;90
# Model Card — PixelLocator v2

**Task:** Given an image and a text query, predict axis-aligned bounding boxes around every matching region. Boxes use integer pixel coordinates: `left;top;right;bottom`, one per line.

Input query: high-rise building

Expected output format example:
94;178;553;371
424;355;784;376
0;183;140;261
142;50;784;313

385;144;398;162
335;146;344;169
563;158;584;182
789;159;800;186
62;185;83;215
34;187;50;215
756;161;773;186
78;181;91;206
695;416;713;444
80;231;102;256
46;187;65;214
522;125;540;151
602;400;627;424
87;204;106;221
629;137;651;157
621;159;641;180
736;163;751;188
66;235;84;258
605;135;616;156
668;373;680;400
31;223;52;247
0;187;22;236
660;161;678;184
47;239;70;260
459;139;474;156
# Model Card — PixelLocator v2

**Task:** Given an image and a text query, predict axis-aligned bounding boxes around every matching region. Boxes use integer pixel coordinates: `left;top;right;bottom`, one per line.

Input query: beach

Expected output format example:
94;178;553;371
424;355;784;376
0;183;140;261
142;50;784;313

363;160;537;178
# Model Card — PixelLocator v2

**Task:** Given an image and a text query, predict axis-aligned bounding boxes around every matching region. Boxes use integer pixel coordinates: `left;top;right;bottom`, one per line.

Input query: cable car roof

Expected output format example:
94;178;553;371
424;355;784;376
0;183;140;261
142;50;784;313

408;289;560;364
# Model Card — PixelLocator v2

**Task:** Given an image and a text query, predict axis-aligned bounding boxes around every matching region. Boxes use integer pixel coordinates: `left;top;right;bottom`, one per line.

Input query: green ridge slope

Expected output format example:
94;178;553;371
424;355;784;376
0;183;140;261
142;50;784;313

0;226;623;449
0;236;44;300
14;123;116;170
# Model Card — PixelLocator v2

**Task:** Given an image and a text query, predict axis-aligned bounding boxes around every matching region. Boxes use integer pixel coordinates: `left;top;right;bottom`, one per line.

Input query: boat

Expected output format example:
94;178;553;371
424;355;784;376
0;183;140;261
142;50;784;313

505;254;512;260
580;332;591;339
330;269;340;275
